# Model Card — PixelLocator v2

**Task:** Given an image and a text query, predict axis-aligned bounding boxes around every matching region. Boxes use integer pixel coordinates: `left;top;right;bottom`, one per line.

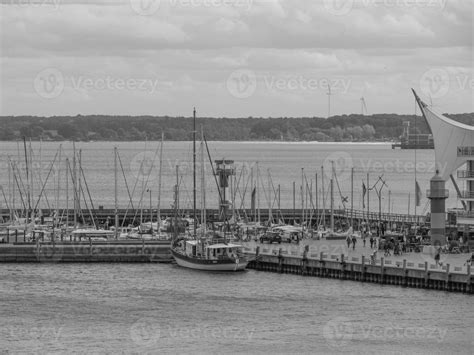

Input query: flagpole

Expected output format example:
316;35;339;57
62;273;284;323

367;172;370;232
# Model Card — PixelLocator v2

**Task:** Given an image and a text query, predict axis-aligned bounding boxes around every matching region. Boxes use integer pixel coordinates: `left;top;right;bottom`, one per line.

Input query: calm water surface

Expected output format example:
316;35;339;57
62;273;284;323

0;141;462;215
1;264;472;354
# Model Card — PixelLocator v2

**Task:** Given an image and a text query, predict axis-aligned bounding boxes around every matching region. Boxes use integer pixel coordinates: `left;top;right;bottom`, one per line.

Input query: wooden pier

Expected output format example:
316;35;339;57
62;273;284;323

0;240;171;263
0;208;425;227
244;245;473;294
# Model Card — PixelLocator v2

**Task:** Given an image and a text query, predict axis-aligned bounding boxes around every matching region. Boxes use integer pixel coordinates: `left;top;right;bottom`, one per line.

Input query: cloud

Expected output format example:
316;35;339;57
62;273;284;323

0;0;472;116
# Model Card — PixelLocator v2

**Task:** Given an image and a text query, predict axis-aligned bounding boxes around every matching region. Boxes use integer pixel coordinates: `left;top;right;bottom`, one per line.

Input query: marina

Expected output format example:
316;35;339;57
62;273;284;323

0;99;473;294
2;2;473;354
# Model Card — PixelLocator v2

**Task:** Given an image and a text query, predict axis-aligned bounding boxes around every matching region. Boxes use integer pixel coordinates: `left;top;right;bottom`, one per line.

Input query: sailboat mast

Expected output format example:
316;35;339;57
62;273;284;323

330;162;334;232
321;166;325;228
22;137;31;224
157;132;164;225
201;126;206;236
66;158;69;229
114;147;118;239
301;168;304;232
193;108;197;238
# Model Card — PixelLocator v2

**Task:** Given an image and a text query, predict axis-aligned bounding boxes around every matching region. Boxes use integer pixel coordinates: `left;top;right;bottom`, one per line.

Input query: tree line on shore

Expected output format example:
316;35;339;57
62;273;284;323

0;113;472;142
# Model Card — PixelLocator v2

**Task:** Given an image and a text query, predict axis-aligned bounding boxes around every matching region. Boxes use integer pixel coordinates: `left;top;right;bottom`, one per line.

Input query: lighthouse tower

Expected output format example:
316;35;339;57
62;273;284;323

427;171;449;246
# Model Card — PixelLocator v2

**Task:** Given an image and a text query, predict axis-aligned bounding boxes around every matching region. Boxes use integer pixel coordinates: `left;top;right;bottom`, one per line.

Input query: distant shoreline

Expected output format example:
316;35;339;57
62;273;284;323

0;139;396;144
1;113;471;142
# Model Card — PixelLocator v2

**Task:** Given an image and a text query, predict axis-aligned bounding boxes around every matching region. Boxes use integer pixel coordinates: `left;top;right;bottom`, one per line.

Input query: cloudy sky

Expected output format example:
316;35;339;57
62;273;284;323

0;0;472;117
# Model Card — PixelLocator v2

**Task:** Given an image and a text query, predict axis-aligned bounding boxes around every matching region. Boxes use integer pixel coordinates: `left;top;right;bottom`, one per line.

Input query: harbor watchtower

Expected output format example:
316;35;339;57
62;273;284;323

214;159;236;221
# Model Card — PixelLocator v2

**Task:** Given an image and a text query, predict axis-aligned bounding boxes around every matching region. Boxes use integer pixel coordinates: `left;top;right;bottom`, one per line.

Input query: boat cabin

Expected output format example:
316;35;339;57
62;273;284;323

183;240;243;261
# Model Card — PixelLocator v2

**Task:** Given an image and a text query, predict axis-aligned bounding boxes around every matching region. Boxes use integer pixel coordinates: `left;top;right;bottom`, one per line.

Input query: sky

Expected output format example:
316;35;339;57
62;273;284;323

0;0;473;117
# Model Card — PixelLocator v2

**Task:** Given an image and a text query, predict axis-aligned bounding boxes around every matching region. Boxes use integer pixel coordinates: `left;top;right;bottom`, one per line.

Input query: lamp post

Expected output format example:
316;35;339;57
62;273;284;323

369;175;388;235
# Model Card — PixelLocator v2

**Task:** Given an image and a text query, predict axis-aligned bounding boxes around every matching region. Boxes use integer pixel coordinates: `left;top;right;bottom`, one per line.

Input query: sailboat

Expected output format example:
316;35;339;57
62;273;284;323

171;109;248;271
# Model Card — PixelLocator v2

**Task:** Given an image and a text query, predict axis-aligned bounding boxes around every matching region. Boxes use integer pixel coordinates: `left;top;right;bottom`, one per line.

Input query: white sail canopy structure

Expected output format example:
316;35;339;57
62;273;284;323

413;90;474;181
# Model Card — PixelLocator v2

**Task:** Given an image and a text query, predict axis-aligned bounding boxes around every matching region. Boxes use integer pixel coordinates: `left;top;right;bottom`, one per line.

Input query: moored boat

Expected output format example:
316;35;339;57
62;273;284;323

171;239;248;271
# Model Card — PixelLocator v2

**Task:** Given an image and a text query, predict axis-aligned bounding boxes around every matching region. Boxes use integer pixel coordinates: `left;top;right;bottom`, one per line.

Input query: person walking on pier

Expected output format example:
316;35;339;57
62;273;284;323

464;253;474;266
434;248;442;266
362;233;367;248
351;235;357;250
369;235;374;249
346;235;351;249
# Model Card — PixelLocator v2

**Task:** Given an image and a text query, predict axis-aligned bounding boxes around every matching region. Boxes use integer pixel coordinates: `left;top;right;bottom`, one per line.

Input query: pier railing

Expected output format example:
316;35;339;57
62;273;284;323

244;244;471;275
0;207;426;225
457;146;474;157
460;191;474;199
426;189;449;199
457;170;474;179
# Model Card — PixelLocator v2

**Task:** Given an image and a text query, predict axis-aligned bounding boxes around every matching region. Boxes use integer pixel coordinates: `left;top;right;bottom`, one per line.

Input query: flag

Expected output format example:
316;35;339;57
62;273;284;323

415;181;422;207
251;187;256;212
362;182;367;208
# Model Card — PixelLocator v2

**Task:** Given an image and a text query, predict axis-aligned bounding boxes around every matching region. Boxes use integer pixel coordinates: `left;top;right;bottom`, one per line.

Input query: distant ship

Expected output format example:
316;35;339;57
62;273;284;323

392;121;434;149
